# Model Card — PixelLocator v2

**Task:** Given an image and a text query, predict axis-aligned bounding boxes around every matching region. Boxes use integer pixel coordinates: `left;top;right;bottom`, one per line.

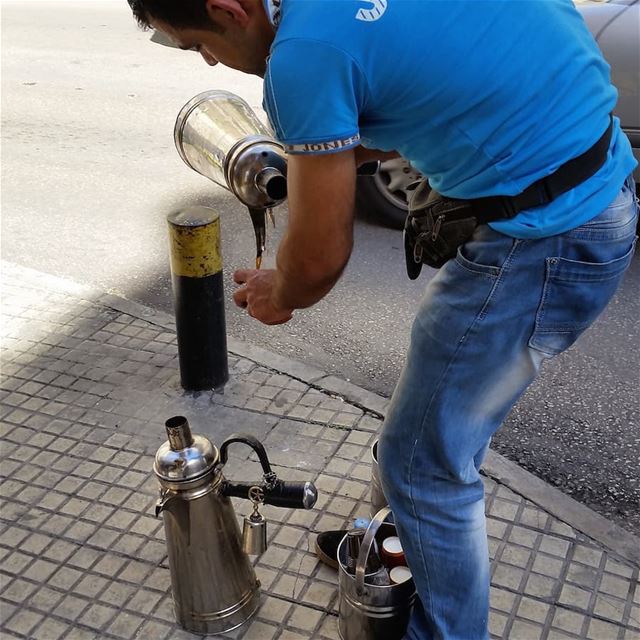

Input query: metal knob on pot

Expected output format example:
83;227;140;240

242;485;268;556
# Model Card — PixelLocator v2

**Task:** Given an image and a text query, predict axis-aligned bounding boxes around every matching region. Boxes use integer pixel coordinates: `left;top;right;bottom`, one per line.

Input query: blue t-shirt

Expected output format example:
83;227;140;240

262;0;636;239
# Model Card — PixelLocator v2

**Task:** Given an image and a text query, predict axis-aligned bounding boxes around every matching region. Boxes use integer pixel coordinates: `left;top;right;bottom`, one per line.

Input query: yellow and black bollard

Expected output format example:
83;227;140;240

167;206;228;391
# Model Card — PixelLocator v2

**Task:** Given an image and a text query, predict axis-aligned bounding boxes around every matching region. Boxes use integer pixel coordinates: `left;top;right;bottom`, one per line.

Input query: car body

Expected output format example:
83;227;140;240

358;0;640;228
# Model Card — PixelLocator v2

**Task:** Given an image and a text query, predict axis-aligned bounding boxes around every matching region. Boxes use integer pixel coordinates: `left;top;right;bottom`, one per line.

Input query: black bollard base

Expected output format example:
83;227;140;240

173;272;229;391
167;207;229;391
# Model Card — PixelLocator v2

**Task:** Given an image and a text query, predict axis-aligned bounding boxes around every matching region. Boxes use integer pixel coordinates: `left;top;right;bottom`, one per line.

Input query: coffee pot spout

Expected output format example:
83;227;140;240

155;489;178;517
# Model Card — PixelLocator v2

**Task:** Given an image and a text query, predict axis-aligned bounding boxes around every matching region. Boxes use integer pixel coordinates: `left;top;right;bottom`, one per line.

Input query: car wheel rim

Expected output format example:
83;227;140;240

373;158;422;211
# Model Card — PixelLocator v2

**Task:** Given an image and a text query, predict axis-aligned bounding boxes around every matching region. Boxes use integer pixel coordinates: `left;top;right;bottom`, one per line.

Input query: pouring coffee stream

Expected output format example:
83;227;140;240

248;206;276;270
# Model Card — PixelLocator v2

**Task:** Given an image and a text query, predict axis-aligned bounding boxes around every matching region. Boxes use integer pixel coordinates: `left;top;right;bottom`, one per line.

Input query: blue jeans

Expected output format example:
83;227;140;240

378;177;638;640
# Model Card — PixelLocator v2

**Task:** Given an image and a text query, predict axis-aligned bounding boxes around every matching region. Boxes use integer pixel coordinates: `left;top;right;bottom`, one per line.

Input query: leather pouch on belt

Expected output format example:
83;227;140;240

404;180;477;279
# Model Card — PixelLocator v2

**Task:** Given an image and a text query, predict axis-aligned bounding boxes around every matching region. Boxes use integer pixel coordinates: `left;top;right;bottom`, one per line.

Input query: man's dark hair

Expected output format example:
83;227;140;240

127;0;213;30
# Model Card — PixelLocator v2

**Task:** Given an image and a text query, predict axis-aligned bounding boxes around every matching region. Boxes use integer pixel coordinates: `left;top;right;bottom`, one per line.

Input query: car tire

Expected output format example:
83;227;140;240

355;157;423;230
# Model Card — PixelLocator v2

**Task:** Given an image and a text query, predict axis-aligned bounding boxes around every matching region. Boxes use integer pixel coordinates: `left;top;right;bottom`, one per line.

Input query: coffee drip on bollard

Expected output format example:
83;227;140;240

174;90;288;268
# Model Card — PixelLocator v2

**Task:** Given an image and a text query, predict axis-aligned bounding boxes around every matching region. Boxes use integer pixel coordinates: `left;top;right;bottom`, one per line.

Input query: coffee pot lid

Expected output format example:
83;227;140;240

153;416;219;482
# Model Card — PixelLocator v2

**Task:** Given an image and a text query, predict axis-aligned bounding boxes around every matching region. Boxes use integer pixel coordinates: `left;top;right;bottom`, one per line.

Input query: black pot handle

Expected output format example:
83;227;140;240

221;479;318;510
219;433;274;477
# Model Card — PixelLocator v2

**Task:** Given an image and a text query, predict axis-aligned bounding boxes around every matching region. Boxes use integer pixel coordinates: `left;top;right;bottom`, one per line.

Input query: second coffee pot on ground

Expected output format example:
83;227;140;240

153;416;318;635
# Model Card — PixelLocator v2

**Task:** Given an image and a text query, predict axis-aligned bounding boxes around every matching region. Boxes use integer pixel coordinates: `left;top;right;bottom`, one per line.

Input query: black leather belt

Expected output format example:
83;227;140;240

471;117;613;223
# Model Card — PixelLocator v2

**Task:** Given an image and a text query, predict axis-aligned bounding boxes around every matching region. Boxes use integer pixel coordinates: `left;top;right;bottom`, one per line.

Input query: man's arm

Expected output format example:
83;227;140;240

273;149;357;308
233;148;357;323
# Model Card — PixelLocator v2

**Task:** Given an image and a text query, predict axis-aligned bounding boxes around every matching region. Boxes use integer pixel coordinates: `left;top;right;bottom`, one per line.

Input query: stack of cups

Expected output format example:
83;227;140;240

381;536;412;585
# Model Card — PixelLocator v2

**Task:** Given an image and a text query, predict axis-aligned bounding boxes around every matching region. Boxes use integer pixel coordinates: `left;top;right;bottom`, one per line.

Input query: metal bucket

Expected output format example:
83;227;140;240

338;508;416;640
370;440;388;518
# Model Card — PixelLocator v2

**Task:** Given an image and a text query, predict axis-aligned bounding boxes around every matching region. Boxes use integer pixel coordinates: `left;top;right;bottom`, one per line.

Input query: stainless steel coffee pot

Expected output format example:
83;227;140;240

153;416;318;635
174;90;288;268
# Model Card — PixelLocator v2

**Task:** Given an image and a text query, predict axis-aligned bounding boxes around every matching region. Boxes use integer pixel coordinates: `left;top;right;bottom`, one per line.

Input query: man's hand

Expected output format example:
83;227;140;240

233;268;294;325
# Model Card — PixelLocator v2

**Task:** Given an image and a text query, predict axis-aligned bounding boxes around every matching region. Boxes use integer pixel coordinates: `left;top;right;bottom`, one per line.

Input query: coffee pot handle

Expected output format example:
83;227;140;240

355;507;392;596
219;433;319;510
219;433;274;476
222;479;318;510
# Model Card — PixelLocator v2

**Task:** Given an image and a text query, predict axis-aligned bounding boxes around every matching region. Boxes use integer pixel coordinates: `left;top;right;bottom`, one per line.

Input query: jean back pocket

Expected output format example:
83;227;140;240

528;239;636;356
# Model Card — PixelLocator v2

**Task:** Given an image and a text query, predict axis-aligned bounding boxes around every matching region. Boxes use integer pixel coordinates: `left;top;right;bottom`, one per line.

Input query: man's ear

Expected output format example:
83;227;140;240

205;0;250;27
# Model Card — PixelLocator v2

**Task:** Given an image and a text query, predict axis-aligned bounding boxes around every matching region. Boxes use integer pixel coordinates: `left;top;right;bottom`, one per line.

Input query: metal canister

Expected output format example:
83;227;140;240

174;90;287;267
337;508;416;640
153;417;260;635
174;90;287;210
370;440;388;517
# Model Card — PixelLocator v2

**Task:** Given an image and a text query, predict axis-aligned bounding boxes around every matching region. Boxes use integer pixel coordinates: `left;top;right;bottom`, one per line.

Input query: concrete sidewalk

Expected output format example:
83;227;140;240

1;261;638;640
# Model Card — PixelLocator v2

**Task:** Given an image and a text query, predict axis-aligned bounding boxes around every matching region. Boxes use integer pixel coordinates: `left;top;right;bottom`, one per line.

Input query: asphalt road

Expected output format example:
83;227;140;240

2;1;639;534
